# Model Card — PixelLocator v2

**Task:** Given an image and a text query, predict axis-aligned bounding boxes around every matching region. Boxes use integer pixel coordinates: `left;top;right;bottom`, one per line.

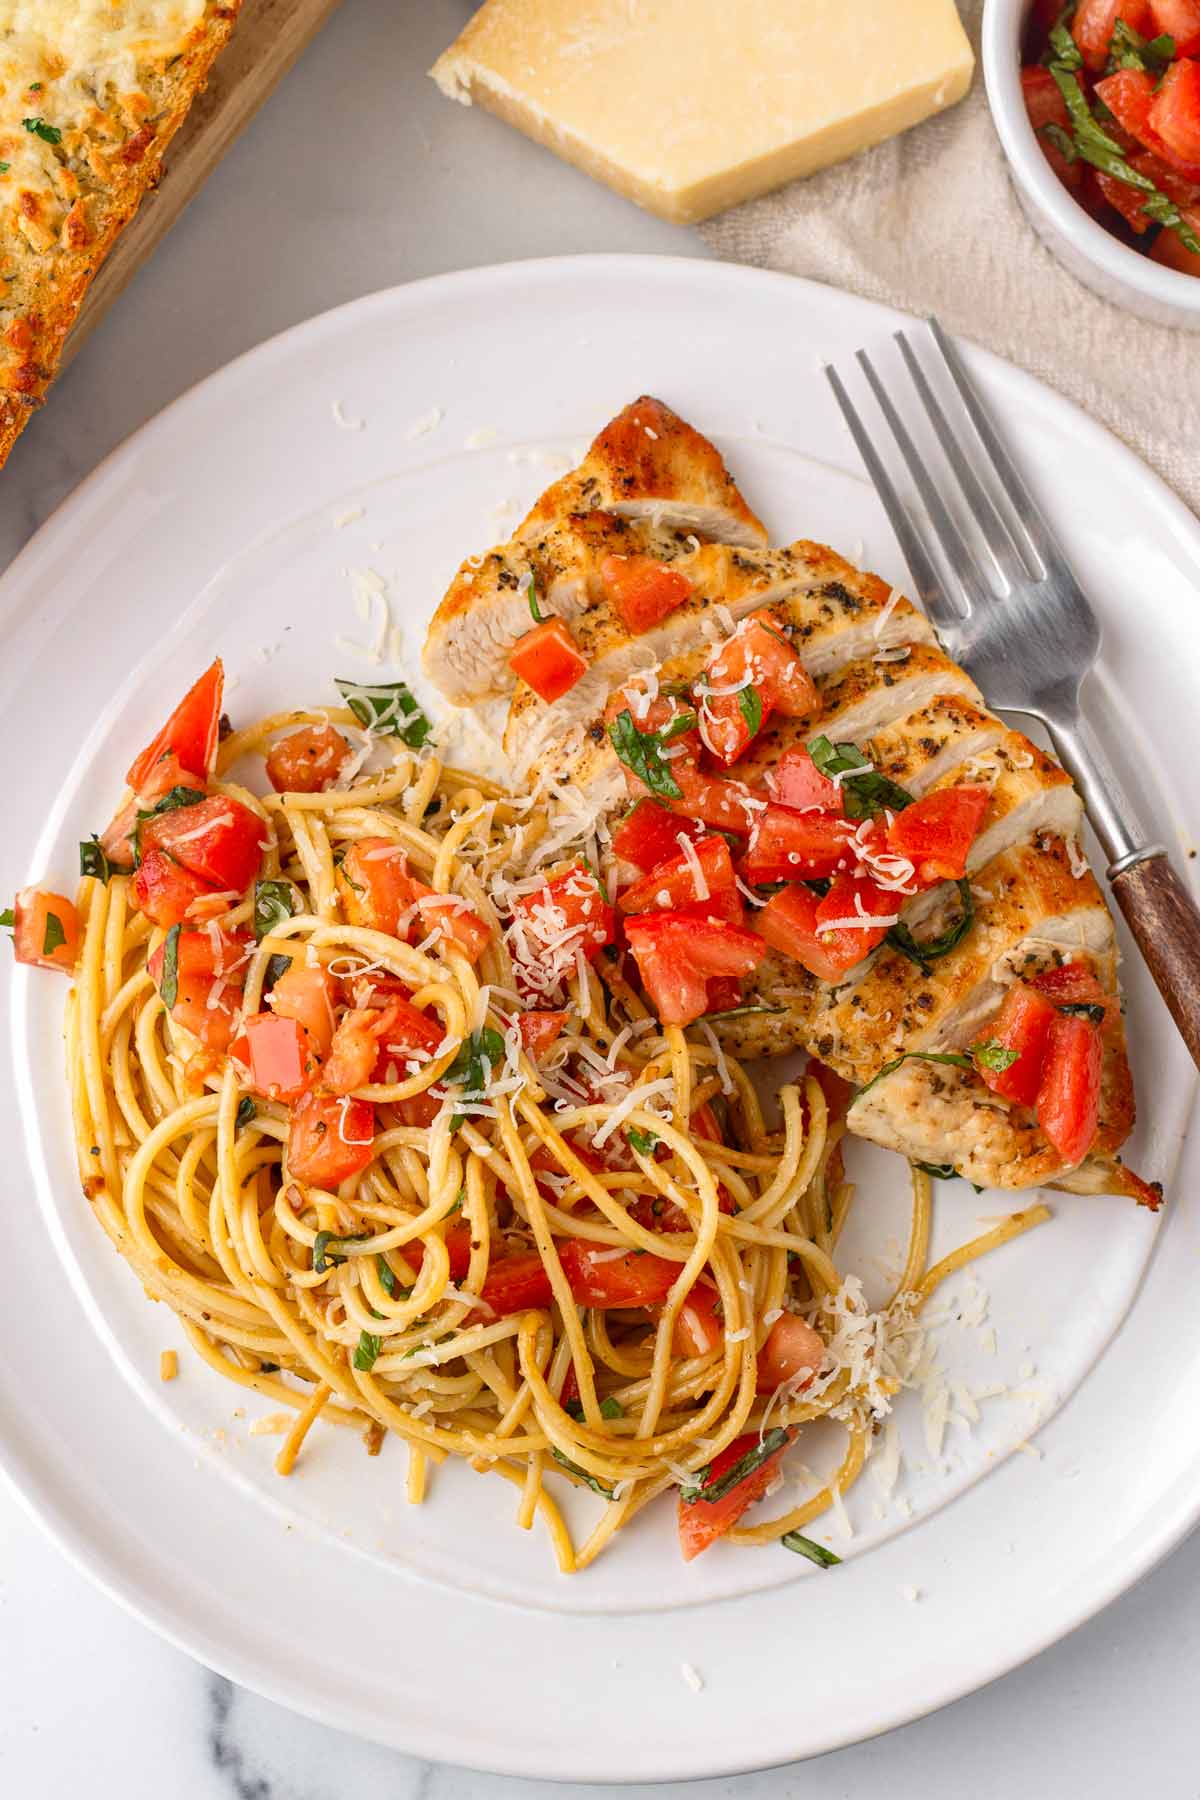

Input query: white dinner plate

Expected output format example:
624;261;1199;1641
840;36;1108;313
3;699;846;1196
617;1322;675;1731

1;257;1198;1781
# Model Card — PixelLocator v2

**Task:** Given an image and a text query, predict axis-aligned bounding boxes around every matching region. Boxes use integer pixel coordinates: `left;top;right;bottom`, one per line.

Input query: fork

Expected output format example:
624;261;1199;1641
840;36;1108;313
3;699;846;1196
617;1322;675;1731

825;317;1200;1072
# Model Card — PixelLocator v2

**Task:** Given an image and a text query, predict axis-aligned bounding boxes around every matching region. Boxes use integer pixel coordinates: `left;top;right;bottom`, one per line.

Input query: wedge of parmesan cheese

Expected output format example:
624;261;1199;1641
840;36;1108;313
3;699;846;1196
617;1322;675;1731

430;0;974;224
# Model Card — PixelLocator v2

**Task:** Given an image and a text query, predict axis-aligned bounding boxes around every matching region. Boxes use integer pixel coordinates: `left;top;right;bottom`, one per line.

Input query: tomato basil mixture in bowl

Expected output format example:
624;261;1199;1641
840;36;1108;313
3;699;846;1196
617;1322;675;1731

984;0;1200;323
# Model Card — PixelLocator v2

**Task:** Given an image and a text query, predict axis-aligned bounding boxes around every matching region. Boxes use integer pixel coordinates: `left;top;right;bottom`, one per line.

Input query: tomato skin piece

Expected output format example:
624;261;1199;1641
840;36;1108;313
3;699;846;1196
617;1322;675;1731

1151;58;1200;167
518;1010;569;1055
756;884;863;983
677;1429;794;1561
1073;0;1152;71
741;804;855;884
265;724;350;794
140;795;265;894
126;659;224;793
11;888;78;973
978;983;1059;1107
618;835;735;915
268;963;338;1057
673;1282;724;1357
130;849;220;927
756;1313;824;1394
1036;1013;1103;1166
231;1012;318;1103
1022;65;1085;191
765;744;844;814
557;1238;679;1308
624;913;763;1026
612;800;706;872
600;553;692;634
885;785;989;884
508;617;589;704
288;1091;375;1186
510;864;615;960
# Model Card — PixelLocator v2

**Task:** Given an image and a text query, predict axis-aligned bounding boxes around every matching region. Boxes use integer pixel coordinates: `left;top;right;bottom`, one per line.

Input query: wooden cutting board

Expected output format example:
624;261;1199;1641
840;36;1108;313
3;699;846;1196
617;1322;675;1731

63;0;342;368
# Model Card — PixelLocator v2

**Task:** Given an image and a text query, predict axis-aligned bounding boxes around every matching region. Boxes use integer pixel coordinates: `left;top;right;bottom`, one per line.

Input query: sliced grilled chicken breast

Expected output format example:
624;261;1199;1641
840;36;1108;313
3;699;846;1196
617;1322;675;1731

424;396;765;703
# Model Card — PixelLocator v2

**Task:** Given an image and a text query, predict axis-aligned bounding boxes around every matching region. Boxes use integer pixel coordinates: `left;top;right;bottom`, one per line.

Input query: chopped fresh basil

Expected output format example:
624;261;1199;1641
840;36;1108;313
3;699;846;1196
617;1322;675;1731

781;1530;841;1568
23;117;61;144
549;1448;614;1498
608;708;683;801
261;952;292;996
737;684;764;739
377;1254;397;1297
253;878;298;940
527;572;545;624
1057;1000;1107;1024
335;677;431;747
1;907;14;931
697;1003;786;1022
972;1037;1020;1074
79;839;114;883
915;1161;959;1181
658;709;698;744
1038;121;1077;163
1048;60;1200;254
312;1230;368;1273
235;1096;257;1130
1046;20;1083;69
626;1126;659;1155
808;734;914;821
857;1049;973;1099
353;1330;383;1371
565;1395;624;1421
42;911;67;956
887;879;974;975
0;163;8;174
159;923;181;1009
680;1427;791;1506
1107;20;1175;74
446;1026;506;1099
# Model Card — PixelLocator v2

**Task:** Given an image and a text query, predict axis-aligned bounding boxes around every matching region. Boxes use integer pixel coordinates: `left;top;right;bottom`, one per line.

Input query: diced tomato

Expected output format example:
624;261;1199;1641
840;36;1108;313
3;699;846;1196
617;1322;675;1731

1036;1013;1103;1166
1150;214;1200;269
698;612;819;766
600;553;692;634
1022;64;1085;190
478;1252;555;1317
1149;0;1200;56
147;925;251;1052
1092;166;1155;230
673;1282;724;1357
667;766;758;836
757;884;863;983
756;1313;824;1394
618;835;735;915
1029;961;1118;1029
701;976;744;1014
741;804;854;884
126;659;224;793
509;864;615;960
977;983;1059;1107
371;995;447;1071
518;1010;569;1055
288;1091;375;1185
765;743;844;815
624;913;763;1026
140;795;264;894
611;800;707;873
339;839;492;963
265;723;350;794
812;871;899;964
886;785;989;885
508;617;588;704
1151;58;1200;167
396;1090;443;1129
130;849;219;927
1096;67;1200;175
677;1429;793;1561
268;962;338;1057
9;888;78;973
231;1012;318;1103
557;1237;679;1307
690;1100;723;1143
1072;0;1152;71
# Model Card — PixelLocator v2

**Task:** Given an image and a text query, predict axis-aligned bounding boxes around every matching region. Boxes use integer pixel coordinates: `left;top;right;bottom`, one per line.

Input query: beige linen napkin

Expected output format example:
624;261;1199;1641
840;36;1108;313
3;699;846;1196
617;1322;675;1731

699;1;1200;516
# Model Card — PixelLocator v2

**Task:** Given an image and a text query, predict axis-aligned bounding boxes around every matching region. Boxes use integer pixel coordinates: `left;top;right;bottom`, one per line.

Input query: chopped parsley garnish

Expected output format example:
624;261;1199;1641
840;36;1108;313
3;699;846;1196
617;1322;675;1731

608;708;684;801
235;1096;257;1130
42;910;66;956
679;1427;790;1505
781;1530;841;1568
23;117;61;144
550;1448;615;1497
353;1331;383;1371
253;877;298;940
737;684;764;739
312;1230;368;1273
79;839;114;883
335;677;431;747
808;735;914;821
159;923;181;1009
626;1126;659;1155
446;1026;506;1099
971;1037;1020;1074
886;879;974;975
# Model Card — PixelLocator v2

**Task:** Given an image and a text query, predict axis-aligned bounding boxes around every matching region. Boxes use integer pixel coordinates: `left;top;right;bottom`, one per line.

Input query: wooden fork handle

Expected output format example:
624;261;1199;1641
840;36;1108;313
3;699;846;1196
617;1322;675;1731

1110;852;1200;1071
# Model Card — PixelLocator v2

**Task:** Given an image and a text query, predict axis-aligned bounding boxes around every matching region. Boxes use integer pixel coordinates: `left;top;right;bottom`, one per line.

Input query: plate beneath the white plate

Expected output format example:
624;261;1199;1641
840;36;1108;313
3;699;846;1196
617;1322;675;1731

1;257;1197;1779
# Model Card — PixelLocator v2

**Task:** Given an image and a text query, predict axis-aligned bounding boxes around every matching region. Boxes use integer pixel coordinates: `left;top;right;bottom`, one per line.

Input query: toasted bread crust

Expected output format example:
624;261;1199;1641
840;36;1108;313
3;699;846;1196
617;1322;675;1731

0;2;242;471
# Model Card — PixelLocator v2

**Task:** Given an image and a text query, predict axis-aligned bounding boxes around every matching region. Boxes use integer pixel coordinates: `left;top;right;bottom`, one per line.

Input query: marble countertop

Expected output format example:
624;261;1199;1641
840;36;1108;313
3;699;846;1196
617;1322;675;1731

3;4;1199;1794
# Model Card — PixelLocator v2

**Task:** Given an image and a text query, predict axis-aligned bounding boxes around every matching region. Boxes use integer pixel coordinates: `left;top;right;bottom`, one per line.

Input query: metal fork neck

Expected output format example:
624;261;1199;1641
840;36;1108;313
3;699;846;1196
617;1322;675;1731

1041;710;1152;872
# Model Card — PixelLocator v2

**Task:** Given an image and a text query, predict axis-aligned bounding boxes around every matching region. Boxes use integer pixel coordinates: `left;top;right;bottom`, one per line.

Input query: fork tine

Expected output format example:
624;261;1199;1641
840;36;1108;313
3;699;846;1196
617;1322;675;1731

925;318;1070;582
823;362;967;637
855;347;989;612
894;330;1028;589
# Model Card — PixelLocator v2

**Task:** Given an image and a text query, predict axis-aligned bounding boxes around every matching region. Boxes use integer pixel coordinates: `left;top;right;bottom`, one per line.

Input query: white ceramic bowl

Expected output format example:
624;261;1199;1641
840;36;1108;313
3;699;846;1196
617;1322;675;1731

982;0;1200;328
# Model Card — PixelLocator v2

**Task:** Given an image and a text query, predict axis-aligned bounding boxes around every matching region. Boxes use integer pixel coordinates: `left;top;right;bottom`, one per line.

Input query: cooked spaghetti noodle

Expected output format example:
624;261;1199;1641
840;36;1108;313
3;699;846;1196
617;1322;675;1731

66;699;1050;1571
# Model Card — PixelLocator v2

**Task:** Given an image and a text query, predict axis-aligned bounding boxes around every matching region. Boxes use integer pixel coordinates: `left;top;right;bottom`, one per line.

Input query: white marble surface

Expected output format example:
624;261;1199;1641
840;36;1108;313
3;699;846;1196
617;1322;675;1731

3;2;1200;1794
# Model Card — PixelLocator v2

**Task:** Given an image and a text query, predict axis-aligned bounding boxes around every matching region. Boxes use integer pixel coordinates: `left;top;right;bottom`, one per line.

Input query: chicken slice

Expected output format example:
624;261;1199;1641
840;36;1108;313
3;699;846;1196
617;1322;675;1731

424;397;765;703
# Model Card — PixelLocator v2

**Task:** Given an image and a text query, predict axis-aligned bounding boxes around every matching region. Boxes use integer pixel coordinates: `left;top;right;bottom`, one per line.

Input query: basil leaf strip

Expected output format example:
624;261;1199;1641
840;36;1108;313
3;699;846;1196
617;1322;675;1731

886;879;974;975
972;1037;1020;1074
781;1530;842;1568
446;1026;506;1099
737;684;764;739
1107;20;1174;73
254;878;298;941
527;572;545;624
377;1254;397;1297
335;677;431;747
915;1161;959;1181
159;923;181;1009
550;1448;615;1498
23;117;61;143
807;734;914;821
312;1230;368;1273
1057;1000;1107;1024
262;952;292;996
626;1127;659;1155
354;1331;383;1372
42;911;67;956
857;1049;974;1099
565;1395;624;1421
696;1003;786;1023
608;708;683;801
79;839;114;883
680;1426;791;1506
235;1096;257;1130
658;709;698;744
0;907;13;930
